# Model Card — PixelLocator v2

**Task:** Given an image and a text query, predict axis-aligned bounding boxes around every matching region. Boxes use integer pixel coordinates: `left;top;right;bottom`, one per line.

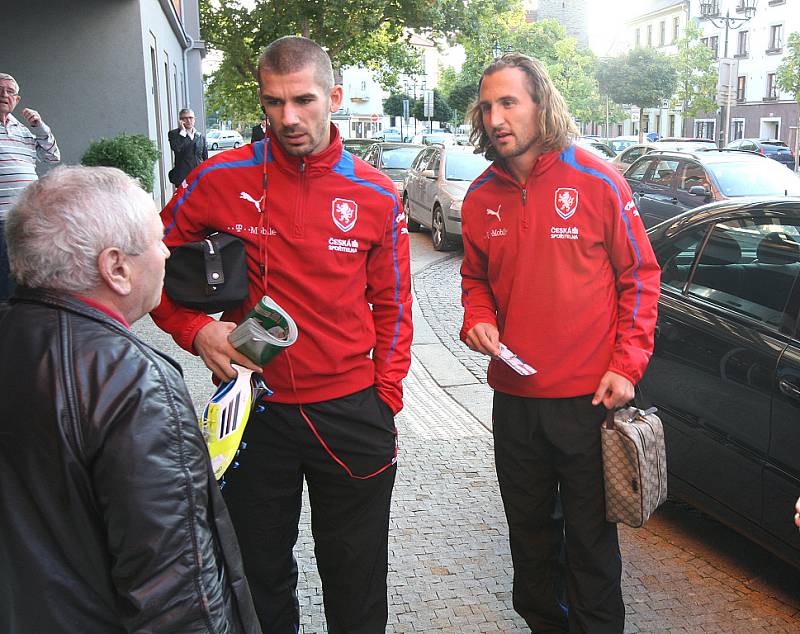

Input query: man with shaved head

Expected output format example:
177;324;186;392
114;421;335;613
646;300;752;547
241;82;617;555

152;36;413;633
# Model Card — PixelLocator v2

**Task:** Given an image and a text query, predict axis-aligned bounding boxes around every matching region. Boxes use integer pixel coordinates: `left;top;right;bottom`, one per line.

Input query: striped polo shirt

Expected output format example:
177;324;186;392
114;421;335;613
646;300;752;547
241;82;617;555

0;113;60;220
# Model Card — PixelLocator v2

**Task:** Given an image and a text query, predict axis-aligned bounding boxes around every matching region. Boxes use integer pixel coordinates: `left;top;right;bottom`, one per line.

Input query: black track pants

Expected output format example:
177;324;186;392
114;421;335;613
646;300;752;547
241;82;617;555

222;386;397;634
492;392;624;634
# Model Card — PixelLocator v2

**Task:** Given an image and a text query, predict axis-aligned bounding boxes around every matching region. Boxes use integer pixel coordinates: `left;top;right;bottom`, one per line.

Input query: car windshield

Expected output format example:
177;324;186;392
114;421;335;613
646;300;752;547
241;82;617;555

707;160;800;196
208;131;221;138
445;153;491;181
380;147;421;169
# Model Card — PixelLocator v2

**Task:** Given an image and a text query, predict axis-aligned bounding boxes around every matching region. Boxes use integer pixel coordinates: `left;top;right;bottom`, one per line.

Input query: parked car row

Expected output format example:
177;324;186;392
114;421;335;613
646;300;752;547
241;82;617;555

623;148;800;227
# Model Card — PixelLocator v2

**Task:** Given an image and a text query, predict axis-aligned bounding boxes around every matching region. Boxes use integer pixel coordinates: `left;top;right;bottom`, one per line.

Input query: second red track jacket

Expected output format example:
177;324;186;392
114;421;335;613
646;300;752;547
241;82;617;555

460;145;660;398
152;126;413;413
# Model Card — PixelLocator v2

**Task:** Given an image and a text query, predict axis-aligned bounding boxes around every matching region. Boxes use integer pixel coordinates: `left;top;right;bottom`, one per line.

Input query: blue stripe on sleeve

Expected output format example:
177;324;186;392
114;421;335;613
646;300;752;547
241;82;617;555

164;141;268;237
559;145;643;326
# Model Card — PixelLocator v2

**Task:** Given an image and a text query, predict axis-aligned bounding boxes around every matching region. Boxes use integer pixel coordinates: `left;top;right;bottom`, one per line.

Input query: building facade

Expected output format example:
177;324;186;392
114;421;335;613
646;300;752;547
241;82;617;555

626;1;691;139
689;0;799;150
525;0;590;48
0;0;205;206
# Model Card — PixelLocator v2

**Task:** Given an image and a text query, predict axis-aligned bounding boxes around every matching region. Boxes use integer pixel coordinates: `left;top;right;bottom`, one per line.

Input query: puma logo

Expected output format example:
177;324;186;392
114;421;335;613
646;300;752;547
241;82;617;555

240;191;263;213
486;204;502;221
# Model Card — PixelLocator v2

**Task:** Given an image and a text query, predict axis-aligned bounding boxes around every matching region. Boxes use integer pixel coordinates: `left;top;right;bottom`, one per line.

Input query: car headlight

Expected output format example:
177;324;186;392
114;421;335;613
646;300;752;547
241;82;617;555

449;199;463;212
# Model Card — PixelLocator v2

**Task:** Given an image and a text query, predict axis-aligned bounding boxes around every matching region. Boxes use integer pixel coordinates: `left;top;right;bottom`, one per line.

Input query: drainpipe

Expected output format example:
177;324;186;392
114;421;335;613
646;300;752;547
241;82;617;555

182;34;194;109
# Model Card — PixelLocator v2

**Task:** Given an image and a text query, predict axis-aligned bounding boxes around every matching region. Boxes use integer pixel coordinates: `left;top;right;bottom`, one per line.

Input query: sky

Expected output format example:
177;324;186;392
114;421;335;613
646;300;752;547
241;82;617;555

588;0;629;57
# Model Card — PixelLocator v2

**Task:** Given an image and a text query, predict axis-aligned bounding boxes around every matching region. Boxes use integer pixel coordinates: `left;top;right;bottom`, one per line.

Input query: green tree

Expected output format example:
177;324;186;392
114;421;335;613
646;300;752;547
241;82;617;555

597;48;678;142
674;20;718;135
548;38;606;130
412;89;452;125
776;31;800;170
383;93;415;118
200;0;510;123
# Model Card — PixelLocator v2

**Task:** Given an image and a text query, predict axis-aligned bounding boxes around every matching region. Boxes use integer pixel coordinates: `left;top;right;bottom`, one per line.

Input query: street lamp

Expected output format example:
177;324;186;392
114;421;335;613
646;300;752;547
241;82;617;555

698;0;757;146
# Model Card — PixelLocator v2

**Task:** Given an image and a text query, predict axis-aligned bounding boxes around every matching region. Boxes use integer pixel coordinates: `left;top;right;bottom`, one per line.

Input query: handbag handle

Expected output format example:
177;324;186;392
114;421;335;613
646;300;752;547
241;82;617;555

605;406;658;431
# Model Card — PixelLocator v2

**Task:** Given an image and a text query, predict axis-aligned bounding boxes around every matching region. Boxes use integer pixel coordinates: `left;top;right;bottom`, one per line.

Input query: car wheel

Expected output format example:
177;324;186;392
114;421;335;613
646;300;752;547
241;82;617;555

431;205;457;252
403;194;421;232
233;141;241;148
211;142;219;150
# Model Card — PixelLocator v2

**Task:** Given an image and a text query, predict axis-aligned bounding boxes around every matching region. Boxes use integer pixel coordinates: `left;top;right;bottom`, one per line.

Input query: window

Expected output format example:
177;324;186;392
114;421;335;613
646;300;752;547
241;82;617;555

737;75;746;102
669;114;676;137
678;162;708;192
643;159;679;188
647;24;653;47
768;24;783;52
659;21;666;46
695;120;716;140
766;73;777;100
701;37;719;59
626;158;652;182
635;28;641;48
736;30;748;57
661;220;800;329
673;16;680;42
731;119;745;141
709;35;719;59
622;145;648;165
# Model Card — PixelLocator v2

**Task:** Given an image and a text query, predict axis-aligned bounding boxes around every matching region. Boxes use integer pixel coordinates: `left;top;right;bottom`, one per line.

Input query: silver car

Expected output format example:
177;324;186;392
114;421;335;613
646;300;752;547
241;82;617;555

403;145;491;251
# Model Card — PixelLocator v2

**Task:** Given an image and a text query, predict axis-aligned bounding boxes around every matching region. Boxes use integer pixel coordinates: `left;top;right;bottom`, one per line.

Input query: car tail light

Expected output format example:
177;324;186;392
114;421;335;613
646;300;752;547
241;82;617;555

759;146;765;155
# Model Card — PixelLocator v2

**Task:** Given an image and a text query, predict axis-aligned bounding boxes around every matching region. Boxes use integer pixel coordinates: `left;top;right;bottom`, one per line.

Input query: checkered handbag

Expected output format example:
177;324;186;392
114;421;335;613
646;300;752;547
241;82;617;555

601;407;668;528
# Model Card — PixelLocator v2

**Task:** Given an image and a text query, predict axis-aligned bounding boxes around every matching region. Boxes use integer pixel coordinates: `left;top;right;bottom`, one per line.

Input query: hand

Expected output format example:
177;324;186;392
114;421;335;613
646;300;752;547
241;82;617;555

465;322;500;357
795;497;800;529
592;371;634;409
181;119;194;132
193;320;262;381
21;108;43;128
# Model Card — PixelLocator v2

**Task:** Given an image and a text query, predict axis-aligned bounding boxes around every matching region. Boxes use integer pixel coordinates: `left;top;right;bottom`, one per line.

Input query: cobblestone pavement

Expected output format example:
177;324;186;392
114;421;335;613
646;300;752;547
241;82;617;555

412;252;490;384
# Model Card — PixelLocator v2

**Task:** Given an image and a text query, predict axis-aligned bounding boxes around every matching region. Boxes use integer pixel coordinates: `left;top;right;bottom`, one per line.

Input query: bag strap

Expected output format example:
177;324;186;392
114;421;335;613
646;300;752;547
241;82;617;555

605;409;617;430
203;234;225;286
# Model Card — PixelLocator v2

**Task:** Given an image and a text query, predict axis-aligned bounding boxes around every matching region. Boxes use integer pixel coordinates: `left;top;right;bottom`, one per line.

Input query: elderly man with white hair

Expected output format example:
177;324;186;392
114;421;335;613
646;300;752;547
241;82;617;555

0;72;60;302
0;165;260;634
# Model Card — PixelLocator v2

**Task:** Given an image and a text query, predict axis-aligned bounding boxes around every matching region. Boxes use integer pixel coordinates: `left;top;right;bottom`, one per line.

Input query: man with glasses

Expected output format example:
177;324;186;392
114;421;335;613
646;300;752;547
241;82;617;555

168;108;208;188
0;72;60;302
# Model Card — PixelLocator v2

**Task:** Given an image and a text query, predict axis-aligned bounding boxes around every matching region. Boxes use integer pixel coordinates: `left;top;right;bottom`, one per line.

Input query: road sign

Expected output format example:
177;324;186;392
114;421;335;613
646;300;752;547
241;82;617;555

403;99;410;124
716;58;738;106
424;90;434;118
370;113;379;123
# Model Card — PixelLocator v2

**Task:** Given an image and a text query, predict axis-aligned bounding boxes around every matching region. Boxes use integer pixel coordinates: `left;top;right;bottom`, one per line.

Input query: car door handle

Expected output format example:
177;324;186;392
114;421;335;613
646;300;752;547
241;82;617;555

778;379;800;400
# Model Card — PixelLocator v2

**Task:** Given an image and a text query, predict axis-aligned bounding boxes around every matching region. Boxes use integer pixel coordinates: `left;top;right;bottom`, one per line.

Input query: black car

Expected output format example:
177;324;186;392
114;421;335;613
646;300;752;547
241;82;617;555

625;149;800;228
726;138;796;170
637;197;800;568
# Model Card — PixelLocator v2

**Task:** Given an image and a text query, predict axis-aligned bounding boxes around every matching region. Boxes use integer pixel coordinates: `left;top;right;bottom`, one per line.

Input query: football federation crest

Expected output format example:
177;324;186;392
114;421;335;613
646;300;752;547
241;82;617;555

554;187;579;220
332;198;358;232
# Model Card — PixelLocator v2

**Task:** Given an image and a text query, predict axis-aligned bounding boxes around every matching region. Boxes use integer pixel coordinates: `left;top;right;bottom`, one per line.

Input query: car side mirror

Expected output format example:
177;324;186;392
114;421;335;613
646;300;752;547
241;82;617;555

688;185;709;197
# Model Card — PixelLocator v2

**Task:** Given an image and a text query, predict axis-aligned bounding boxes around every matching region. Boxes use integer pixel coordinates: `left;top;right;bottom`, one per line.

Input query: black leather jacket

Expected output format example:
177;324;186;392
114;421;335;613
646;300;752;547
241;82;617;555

0;288;260;633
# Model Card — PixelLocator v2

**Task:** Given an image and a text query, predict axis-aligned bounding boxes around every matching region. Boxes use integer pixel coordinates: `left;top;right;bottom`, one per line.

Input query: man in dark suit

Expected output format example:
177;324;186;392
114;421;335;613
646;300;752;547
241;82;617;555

251;112;267;143
168;108;208;186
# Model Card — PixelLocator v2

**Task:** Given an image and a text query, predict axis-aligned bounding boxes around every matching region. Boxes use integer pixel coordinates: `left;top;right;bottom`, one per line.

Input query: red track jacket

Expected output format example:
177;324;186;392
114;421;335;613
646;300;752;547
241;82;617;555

460;145;660;398
152;126;413;413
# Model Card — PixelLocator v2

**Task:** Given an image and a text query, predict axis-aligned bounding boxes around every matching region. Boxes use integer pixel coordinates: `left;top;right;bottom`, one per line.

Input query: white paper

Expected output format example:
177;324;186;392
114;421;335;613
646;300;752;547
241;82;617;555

496;343;537;376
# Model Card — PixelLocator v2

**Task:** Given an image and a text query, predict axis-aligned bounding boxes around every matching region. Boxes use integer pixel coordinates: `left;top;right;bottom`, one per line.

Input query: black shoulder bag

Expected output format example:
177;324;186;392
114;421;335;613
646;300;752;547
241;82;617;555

164;232;248;313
